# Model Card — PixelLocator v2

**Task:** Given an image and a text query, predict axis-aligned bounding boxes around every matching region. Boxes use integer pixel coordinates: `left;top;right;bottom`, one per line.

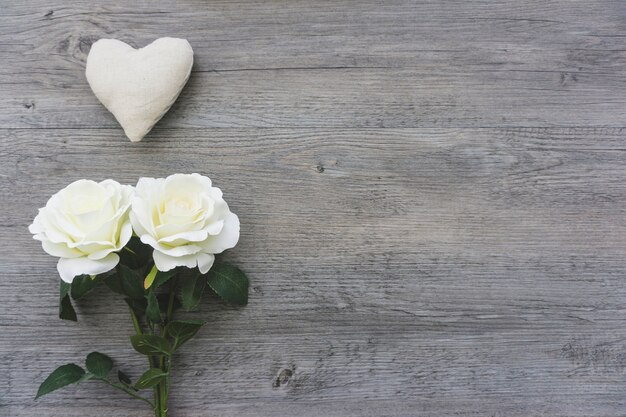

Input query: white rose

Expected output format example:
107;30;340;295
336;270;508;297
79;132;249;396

130;173;240;273
29;179;134;283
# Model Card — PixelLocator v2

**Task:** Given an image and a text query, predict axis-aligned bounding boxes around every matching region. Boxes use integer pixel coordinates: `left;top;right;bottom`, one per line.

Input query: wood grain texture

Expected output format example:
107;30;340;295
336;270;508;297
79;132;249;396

1;1;626;416
1;0;626;128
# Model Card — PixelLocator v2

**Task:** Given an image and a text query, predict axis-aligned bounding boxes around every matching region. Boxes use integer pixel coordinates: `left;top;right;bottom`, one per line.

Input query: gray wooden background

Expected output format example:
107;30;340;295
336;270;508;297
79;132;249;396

1;1;626;416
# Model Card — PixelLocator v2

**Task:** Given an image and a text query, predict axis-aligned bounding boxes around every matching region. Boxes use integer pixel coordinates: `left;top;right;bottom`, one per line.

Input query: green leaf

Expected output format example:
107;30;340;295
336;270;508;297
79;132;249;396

70;275;98;299
77;371;95;384
206;264;249;305
157;293;181;314
134;368;167;390
180;270;206;311
118;370;132;386
105;264;145;299
59;281;77;321
164;320;206;351
143;265;158;289
153;269;177;288
85;352;113;378
35;363;85;399
119;236;152;270
145;290;161;325
130;335;171;357
125;297;147;317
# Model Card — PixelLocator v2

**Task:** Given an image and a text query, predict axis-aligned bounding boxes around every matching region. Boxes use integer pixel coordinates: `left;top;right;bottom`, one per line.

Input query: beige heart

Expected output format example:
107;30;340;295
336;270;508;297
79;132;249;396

86;38;193;142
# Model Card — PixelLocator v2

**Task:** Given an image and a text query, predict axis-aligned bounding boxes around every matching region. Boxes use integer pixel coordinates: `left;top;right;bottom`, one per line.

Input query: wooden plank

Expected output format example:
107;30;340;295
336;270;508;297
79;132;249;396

1;0;625;415
1;0;625;128
1;128;626;415
2;68;626;129
2;0;625;73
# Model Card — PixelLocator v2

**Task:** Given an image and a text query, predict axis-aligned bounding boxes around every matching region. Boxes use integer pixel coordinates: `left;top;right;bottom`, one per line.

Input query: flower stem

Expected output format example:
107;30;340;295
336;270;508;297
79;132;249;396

159;357;168;416
122;245;137;255
157;276;179;417
129;306;161;416
98;378;155;408
129;307;142;336
165;282;177;324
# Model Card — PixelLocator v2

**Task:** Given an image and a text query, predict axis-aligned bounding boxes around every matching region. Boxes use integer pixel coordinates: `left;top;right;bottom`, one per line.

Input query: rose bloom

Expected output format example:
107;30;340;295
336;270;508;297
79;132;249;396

29;179;134;282
130;173;239;273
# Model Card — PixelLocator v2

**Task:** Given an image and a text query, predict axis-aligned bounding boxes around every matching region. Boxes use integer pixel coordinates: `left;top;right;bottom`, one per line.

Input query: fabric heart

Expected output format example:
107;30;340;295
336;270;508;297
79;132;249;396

86;38;194;142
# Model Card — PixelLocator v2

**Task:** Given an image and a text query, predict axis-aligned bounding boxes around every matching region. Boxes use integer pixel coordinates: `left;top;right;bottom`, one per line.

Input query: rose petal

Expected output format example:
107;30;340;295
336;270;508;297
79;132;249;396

131;174;239;264
117;219;133;248
129;210;149;236
41;240;83;259
81;215;121;243
199;211;240;254
164;173;212;195
38;209;83;244
197;253;215;274
154;216;206;240
57;253;119;283
28;217;45;234
88;217;131;260
153;250;197;272
157;227;212;244
130;198;156;236
140;234;202;256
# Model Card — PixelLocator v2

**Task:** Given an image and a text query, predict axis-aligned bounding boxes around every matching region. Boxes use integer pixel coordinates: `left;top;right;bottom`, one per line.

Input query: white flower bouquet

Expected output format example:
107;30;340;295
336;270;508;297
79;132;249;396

29;173;249;417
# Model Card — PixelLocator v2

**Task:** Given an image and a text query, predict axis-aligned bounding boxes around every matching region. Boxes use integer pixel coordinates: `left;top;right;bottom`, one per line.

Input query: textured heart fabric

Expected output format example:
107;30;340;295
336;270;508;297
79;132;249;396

86;38;194;142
